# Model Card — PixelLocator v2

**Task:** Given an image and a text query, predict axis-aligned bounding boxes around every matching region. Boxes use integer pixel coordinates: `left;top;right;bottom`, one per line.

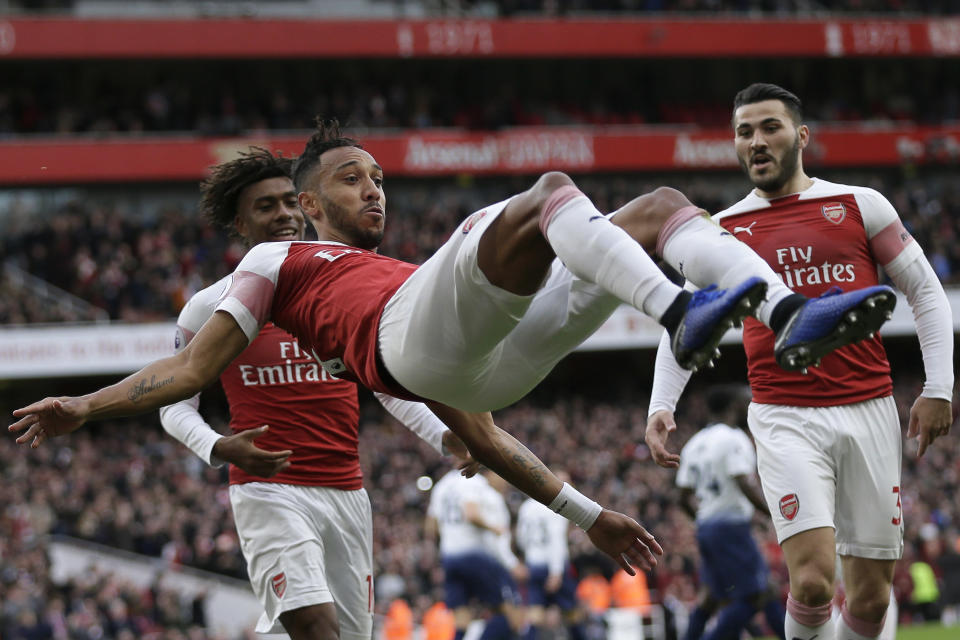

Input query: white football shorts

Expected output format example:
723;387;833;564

748;395;903;560
229;483;374;639
379;198;621;411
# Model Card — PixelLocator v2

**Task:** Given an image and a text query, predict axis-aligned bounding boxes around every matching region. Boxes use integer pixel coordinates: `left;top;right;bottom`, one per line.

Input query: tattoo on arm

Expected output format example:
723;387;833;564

496;438;549;489
127;375;175;404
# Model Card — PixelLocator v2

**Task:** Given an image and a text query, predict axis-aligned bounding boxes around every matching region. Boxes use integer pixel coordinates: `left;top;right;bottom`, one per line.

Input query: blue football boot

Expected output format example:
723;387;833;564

774;285;897;373
672;277;768;371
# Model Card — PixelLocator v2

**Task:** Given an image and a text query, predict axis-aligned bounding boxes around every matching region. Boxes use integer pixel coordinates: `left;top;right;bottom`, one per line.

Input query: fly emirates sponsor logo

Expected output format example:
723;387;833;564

775;245;857;289
238;340;336;386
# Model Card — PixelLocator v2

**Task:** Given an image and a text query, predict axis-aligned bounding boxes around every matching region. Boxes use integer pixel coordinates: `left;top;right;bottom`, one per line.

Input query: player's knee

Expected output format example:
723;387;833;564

645;186;694;223
528;171;576;216
503;171;576;232
845;591;890;624
534;171;576;196
608;186;697;247
791;571;834;606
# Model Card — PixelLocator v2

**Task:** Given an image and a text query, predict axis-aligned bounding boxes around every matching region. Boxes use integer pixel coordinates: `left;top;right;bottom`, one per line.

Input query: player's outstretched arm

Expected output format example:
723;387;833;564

881;245;953;456
647;328;693;468
10;312;249;448
425;401;662;574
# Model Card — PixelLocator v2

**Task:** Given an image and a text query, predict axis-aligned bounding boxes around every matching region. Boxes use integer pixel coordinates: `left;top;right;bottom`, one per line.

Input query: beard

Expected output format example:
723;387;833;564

739;133;802;194
320;194;385;251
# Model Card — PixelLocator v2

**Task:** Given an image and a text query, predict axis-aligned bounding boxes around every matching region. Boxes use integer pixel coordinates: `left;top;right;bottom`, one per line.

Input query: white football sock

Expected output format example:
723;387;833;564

786;593;835;640
658;206;794;327
540;186;682;322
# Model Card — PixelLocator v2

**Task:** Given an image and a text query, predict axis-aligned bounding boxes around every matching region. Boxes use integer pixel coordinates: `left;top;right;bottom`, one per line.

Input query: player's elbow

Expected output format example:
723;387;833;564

173;350;220;394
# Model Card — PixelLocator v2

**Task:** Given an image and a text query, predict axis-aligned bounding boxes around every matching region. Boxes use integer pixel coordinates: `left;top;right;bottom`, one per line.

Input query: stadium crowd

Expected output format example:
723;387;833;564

3;170;960;325
1;58;958;136
1;368;958;638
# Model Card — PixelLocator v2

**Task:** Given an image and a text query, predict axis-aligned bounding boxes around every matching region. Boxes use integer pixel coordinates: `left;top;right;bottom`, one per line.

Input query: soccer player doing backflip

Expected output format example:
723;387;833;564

12;118;895;576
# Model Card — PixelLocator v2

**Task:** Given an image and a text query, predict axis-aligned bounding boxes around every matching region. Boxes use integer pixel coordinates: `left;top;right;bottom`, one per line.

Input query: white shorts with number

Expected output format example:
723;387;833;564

748;395;903;560
379;198;621;412
229;483;374;639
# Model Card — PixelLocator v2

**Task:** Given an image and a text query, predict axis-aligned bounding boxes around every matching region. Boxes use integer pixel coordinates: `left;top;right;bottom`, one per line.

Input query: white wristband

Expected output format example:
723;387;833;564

548;482;603;530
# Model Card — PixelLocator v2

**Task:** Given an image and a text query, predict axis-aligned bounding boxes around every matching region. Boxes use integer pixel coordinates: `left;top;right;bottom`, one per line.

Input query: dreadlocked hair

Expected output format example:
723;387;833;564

292;117;363;192
199;147;293;233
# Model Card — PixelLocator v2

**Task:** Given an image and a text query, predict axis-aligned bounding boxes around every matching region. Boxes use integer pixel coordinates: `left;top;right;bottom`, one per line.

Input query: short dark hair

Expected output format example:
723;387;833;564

199;147;293;231
705;384;751;417
292;117;363;192
733;83;803;124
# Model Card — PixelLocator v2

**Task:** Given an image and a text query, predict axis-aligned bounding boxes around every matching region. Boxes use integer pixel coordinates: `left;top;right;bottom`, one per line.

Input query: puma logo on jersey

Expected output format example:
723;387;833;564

733;221;757;236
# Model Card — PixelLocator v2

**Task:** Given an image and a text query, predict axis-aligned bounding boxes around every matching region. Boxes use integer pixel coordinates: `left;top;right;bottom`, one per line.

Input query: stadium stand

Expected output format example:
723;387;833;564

2;170;960;325
1;367;957;638
1;58;959;135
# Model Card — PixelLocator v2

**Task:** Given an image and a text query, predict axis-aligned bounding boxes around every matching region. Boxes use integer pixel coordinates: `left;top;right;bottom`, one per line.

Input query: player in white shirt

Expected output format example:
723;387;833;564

676;385;784;640
427;469;524;640
516;471;586;640
646;84;953;640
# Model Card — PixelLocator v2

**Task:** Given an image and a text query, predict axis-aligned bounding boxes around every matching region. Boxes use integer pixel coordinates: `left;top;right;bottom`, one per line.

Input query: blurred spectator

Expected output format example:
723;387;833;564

941;529;960;626
907;558;941;622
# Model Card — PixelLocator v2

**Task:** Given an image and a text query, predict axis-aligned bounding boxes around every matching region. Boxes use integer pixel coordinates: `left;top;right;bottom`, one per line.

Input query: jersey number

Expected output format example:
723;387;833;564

315;248;363;262
366;574;373;612
689;464;721;497
892;486;902;526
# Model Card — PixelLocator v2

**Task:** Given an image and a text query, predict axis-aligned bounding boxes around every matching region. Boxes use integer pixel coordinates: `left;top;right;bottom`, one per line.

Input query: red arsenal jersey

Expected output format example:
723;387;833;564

216;241;420;400
714;178;921;406
172;273;366;488
219;323;362;487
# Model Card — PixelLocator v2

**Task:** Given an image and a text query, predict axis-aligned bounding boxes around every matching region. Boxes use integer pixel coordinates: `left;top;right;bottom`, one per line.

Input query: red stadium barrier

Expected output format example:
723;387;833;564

1;17;959;59
3;124;959;184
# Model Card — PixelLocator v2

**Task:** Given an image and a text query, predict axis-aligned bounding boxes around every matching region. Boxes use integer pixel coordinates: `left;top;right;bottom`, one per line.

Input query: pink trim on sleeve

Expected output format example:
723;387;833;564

655;205;703;257
224;270;276;327
539;185;586;236
870;218;915;266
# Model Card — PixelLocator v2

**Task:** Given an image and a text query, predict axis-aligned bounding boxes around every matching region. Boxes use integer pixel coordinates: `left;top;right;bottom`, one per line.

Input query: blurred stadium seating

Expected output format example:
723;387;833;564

1;3;959;639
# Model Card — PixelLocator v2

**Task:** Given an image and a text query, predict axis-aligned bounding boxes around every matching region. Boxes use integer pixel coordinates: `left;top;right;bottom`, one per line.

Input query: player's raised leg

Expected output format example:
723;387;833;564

477;172;766;370
611;187;897;373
